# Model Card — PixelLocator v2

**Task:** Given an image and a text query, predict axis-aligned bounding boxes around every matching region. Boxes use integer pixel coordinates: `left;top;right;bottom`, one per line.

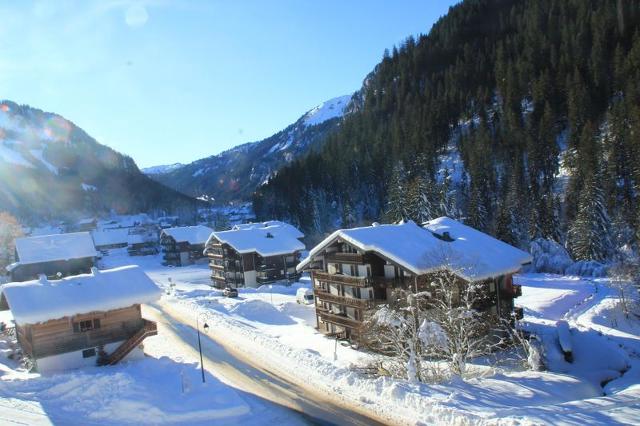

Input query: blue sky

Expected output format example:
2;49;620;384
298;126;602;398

0;1;457;167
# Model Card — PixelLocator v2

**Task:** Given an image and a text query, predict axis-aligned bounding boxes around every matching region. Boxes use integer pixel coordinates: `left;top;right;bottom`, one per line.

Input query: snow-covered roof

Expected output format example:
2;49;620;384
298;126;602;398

297;217;532;282
161;226;212;245
208;221;304;257
14;232;98;266
0;266;161;325
91;228;130;247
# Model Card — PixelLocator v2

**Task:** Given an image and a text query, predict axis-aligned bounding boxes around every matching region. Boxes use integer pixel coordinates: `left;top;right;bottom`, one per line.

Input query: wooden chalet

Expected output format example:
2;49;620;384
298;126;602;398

160;226;212;266
297;217;532;344
0;266;161;373
204;221;305;288
7;232;98;282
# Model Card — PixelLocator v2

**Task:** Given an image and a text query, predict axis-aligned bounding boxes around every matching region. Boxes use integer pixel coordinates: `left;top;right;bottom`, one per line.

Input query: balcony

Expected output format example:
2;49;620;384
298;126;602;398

324;252;366;264
317;309;361;329
314;288;379;309
501;284;522;298
313;271;402;288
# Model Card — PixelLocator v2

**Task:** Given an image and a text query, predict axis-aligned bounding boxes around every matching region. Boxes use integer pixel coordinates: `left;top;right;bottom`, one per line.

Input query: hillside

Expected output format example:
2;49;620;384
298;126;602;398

0;101;198;223
147;95;353;203
254;0;640;261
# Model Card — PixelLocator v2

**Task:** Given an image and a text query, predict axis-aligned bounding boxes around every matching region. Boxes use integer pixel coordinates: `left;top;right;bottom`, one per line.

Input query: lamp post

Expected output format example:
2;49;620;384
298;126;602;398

196;313;209;383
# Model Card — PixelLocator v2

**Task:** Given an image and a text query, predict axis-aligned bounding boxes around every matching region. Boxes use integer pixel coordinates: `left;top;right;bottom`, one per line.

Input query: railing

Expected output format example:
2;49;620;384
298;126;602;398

324;252;365;264
104;320;157;365
313;289;378;309
317;310;361;329
313;271;403;288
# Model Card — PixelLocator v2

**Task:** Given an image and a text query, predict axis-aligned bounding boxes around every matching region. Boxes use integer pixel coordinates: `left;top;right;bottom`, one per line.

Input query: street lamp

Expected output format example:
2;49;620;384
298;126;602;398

196;313;209;383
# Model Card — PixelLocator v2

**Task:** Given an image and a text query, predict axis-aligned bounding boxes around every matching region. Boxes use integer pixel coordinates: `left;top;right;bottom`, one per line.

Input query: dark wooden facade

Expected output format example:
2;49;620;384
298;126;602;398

160;234;206;267
9;257;95;283
309;241;522;343
206;238;301;289
15;304;157;368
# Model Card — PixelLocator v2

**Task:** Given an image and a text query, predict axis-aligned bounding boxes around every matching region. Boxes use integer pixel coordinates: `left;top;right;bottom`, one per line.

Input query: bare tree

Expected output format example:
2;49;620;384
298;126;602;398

608;260;639;320
0;212;22;271
363;251;511;381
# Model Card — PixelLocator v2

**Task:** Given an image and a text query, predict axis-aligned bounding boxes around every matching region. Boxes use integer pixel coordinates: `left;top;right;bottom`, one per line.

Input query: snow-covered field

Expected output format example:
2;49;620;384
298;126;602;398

1;249;638;425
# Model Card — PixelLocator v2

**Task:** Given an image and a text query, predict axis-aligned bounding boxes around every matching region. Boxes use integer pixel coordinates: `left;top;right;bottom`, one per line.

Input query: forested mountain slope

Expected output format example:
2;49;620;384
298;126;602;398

0;101;198;223
254;0;640;261
149;95;352;203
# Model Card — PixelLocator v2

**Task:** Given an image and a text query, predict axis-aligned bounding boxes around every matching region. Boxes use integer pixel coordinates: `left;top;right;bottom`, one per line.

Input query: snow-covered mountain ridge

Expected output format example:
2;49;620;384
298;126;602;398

148;94;354;203
0;100;197;220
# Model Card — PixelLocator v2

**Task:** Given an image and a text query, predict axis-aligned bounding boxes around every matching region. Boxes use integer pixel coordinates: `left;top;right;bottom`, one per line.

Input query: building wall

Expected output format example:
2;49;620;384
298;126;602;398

24;305;144;359
10;257;95;282
36;341;144;374
244;270;257;287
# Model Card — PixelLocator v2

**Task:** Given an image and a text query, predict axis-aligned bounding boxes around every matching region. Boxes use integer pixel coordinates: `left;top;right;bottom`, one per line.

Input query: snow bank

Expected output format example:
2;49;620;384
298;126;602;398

1;266;161;325
556;320;572;353
566;261;608;277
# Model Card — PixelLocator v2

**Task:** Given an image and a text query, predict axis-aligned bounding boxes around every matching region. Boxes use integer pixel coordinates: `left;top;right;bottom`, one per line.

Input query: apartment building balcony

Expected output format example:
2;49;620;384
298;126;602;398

324;252;369;264
316;309;362;329
313;271;404;288
313;288;379;309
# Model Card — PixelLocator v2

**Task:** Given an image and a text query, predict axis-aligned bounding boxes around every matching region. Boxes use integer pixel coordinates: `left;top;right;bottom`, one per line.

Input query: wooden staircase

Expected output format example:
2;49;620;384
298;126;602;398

103;320;157;366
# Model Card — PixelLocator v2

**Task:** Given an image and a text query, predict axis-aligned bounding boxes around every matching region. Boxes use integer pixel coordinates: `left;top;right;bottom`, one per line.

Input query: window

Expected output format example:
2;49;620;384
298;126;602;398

82;348;96;358
73;318;101;333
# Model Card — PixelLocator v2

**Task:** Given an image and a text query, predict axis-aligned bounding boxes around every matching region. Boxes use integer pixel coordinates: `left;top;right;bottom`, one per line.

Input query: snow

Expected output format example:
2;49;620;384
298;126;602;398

208;221;304;257
14;232;98;266
81;183;97;192
0;143;34;168
29;149;58;175
141;163;184;175
4;247;623;424
92;228;130;247
303;94;352;127
1;266;161;325
299;217;533;282
556;320;573;353
161;226;212;245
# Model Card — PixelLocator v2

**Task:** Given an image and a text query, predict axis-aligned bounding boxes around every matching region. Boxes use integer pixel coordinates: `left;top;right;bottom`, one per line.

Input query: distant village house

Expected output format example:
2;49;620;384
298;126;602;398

160;226;213;266
0;266;161;373
297;217;532;343
204;221;305;288
6;232;98;282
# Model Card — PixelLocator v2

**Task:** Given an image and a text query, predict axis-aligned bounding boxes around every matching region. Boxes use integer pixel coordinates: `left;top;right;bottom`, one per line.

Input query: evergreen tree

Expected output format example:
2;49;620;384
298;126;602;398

384;162;410;222
568;175;613;261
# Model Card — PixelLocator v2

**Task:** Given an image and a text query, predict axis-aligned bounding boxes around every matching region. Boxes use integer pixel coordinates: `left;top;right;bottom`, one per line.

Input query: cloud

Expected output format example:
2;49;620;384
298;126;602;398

124;3;149;28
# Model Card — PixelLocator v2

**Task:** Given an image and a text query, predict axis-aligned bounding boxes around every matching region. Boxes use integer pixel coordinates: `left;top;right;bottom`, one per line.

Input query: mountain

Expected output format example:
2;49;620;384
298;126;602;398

0;101;199;223
254;0;640;261
142;163;184;175
147;94;353;203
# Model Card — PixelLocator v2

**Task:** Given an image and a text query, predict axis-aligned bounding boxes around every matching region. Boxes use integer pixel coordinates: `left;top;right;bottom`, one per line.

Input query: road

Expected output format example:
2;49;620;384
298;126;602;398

145;302;394;426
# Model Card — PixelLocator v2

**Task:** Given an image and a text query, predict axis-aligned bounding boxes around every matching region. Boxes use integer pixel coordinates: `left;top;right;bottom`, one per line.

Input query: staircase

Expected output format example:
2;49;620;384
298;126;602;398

103;320;157;366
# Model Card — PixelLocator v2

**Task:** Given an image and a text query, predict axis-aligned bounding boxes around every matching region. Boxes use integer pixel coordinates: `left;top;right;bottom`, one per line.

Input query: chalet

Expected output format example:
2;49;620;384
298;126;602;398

160;226;213;266
0;266;161;373
92;228;130;251
91;226;159;256
7;232;98;282
297;217;533;343
204;221;305;288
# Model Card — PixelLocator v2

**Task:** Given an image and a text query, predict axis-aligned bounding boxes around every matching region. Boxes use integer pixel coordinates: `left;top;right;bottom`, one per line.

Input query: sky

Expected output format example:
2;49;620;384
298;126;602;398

0;0;458;168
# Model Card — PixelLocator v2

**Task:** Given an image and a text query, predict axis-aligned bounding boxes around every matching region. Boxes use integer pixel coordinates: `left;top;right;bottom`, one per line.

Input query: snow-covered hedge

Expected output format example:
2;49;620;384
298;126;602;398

529;238;608;277
529;238;573;274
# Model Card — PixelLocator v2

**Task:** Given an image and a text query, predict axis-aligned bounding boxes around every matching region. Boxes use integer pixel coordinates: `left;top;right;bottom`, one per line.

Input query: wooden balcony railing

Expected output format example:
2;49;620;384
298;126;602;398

324;252;366;264
313;289;378;309
313;271;404;288
317;310;362;329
